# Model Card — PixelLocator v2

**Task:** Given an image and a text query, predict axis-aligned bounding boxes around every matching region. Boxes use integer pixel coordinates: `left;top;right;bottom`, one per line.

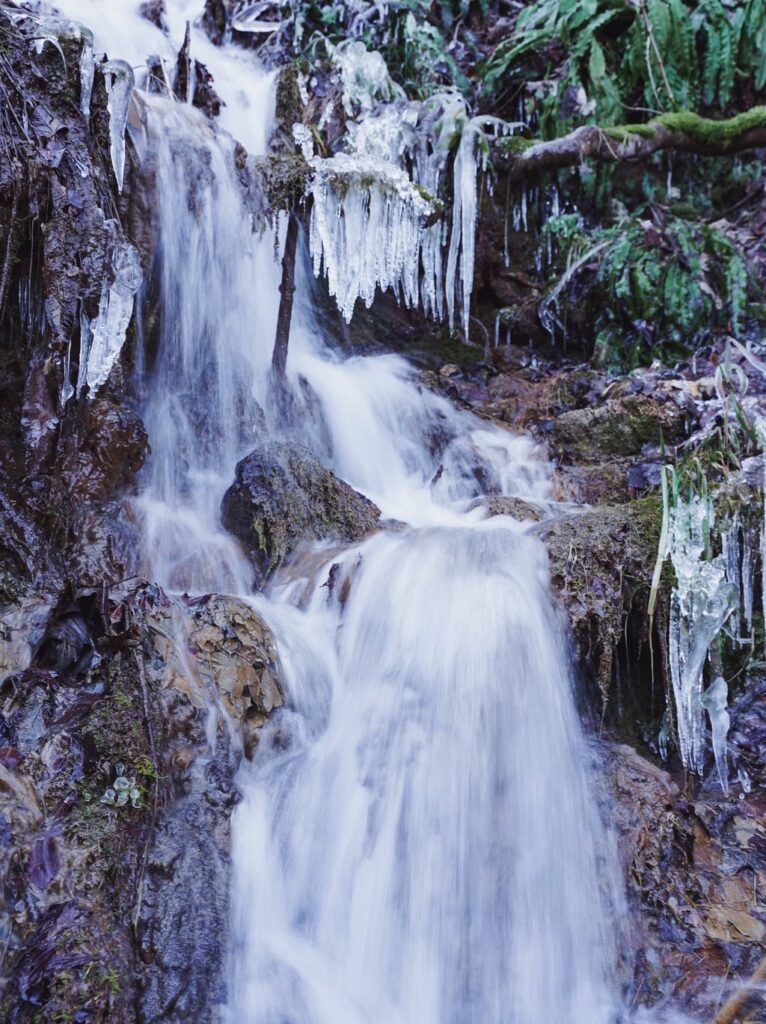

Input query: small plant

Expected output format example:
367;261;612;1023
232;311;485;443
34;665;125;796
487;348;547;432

545;212;760;369
99;966;121;995
135;754;162;780
100;763;143;809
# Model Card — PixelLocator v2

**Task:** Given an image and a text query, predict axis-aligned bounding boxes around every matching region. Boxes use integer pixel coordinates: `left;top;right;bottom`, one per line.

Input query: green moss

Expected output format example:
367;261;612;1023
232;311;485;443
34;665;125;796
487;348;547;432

606;108;766;149
252;153;311;216
274;64;305;133
606;123;657;141
655;107;766;146
496;135;535;155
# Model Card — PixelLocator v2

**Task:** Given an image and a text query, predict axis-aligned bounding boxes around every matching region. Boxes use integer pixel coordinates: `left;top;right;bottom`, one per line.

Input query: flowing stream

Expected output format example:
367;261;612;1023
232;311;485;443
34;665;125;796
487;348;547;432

50;3;648;1020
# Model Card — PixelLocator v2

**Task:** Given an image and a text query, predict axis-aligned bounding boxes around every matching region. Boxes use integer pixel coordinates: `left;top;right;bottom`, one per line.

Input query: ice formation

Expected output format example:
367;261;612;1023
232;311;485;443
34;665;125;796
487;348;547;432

78;230;142;396
231;2;283;34
331;39;401;115
78;26;95;117
303;77;521;335
307;153;435;322
701;675;731;794
444;117;517;337
722;517;741;638
102;59;135;192
667;492;736;778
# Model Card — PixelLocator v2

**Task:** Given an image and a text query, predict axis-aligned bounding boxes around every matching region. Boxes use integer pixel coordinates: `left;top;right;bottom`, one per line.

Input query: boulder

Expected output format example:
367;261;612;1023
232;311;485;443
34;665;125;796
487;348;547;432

221;440;380;586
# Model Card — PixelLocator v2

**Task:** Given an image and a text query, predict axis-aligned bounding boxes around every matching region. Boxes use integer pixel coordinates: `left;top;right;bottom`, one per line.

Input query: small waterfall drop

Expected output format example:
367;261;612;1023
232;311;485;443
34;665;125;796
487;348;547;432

49;3;660;1020
227;525;621;1024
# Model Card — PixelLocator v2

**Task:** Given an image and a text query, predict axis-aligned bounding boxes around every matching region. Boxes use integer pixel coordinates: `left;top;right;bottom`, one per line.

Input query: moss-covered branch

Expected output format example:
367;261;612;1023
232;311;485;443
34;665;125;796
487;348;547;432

498;108;766;180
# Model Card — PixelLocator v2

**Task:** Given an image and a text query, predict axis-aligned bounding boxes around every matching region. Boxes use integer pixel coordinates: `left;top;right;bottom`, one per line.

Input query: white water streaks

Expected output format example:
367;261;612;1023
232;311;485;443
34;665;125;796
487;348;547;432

227;526;621;1024
46;0;276;154
131;71;628;1024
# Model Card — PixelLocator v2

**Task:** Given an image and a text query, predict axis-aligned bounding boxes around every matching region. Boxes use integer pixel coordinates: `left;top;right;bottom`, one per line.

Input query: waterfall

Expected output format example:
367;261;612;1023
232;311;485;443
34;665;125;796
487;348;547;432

50;3;658;1020
226;525;621;1024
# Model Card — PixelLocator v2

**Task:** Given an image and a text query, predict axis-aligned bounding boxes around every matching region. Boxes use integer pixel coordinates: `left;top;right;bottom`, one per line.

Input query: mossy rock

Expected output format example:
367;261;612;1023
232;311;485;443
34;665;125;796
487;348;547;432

221;440;381;586
537;497;664;709
548;394;687;462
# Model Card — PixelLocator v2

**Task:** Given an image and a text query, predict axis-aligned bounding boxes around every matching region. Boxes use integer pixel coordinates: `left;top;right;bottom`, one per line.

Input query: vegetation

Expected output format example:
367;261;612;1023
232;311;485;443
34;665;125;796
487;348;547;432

541;212;757;369
482;0;766;132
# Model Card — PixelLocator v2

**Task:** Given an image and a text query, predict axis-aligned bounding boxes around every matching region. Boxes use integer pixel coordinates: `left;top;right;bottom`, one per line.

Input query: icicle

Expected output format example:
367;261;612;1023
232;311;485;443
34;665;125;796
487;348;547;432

77;309;91;398
61;336;74;407
742;527;756;636
738;766;752;793
307;155;434;323
79;230;142;396
701;675;730;794
722;517;741;638
32;31;67;66
101;60;135;192
78;26;94;117
668;492;736;775
444;123;479;339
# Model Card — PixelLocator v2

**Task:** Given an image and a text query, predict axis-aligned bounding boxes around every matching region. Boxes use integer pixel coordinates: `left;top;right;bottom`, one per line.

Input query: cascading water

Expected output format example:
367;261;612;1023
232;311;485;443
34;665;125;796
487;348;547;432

49;3;665;1020
226;524;622;1024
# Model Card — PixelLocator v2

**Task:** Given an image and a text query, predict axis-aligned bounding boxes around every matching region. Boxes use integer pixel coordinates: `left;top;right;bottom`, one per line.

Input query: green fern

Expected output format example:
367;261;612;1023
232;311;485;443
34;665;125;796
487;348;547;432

481;0;766;132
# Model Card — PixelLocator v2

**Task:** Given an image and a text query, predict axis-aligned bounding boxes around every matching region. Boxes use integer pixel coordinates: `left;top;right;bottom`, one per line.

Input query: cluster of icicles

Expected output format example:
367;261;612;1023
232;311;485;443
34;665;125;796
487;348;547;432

299;41;521;338
662;447;766;796
16;5;142;401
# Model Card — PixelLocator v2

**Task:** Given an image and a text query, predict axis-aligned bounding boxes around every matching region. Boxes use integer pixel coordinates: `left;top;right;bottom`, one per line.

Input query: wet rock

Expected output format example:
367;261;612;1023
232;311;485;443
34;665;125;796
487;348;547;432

469;494;546;522
538;500;663;708
548;393;688;462
192;59;224;119
221;440;380;586
62;397;149;502
602;743;766;1018
0;592;53;684
68;499;143;591
140;0;169;31
0;583;283;1023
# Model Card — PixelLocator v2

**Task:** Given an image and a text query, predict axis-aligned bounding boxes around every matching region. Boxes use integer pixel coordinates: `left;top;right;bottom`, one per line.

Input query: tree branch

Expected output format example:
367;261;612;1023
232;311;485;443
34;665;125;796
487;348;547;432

499;108;766;181
270;211;299;383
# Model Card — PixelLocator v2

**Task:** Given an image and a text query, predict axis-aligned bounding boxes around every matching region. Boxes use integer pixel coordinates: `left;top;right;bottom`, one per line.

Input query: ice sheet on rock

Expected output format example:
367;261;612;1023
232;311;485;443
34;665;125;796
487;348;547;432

668;493;736;775
102;59;135;192
80;229;143;396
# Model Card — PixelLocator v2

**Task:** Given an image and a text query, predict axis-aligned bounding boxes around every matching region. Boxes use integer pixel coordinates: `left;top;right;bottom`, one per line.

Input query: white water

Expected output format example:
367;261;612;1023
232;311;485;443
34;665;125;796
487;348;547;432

45;3;667;1020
